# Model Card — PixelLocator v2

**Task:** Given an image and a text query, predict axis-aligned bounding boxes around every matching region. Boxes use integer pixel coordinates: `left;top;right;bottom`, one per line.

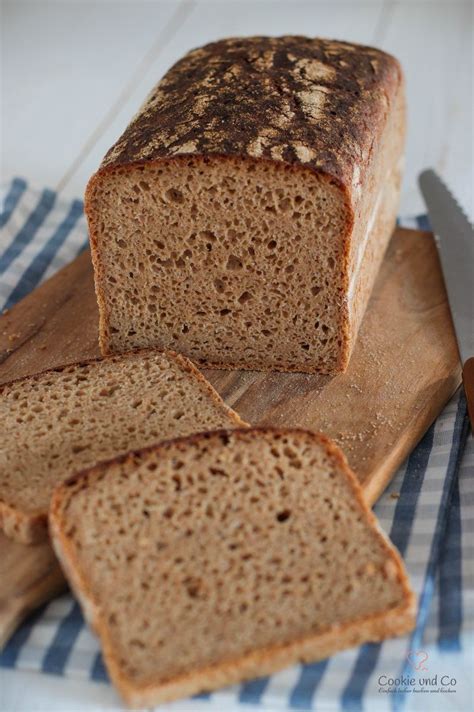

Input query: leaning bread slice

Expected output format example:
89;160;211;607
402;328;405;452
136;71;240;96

0;350;246;544
50;428;415;708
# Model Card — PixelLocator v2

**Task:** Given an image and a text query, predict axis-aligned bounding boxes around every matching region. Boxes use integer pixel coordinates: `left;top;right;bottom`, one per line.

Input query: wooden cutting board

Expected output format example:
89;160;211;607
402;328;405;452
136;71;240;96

0;226;461;647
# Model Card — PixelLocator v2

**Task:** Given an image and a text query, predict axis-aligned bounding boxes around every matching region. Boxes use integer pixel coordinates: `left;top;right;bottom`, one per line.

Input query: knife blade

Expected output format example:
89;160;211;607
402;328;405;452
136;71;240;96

419;169;474;427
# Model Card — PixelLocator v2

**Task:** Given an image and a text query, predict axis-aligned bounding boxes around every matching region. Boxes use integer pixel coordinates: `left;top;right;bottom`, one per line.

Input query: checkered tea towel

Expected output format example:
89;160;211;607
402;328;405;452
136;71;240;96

1;179;472;711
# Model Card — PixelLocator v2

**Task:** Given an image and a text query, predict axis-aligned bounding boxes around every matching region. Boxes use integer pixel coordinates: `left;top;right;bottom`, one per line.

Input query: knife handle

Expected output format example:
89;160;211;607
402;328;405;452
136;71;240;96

463;357;474;431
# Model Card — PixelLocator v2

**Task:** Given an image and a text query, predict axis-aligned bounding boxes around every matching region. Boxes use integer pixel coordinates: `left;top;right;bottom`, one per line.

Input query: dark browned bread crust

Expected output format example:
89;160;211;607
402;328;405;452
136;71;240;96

99;36;401;188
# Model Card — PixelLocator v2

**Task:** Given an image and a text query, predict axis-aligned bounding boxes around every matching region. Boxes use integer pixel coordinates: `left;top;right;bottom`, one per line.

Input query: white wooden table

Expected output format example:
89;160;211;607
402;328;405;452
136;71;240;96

2;0;473;217
1;1;472;711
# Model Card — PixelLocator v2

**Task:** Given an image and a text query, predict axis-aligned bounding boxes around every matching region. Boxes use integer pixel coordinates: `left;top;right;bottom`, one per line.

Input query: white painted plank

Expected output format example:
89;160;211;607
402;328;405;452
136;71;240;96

378;0;473;216
56;0;195;193
58;0;385;197
1;0;182;190
3;0;472;216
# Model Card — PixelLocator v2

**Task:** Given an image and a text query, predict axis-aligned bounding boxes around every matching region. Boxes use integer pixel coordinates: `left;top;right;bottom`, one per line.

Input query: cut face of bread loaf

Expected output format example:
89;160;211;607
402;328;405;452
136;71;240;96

50;428;415;708
0;350;245;544
85;36;405;374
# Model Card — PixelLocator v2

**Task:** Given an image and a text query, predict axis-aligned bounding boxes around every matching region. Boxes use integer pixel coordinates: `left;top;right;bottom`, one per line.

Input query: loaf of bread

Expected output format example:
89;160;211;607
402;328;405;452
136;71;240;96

50;428;415;707
0;350;246;544
85;36;405;374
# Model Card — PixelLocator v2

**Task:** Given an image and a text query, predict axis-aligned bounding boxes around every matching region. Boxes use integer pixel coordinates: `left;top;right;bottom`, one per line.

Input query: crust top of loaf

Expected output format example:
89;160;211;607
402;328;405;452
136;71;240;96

98;36;401;186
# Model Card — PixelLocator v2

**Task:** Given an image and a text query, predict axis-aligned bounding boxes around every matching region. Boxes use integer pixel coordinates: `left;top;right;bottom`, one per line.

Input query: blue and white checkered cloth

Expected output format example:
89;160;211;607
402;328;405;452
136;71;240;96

1;179;473;711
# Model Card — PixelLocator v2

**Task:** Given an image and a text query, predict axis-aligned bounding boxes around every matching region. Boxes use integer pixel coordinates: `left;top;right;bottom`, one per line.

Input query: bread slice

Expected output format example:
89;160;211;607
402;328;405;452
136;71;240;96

0;350;246;544
50;428;415;708
85;36;405;374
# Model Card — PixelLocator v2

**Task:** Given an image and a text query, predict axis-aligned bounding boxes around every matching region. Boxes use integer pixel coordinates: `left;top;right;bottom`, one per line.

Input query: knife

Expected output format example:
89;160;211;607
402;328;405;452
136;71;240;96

419;169;474;430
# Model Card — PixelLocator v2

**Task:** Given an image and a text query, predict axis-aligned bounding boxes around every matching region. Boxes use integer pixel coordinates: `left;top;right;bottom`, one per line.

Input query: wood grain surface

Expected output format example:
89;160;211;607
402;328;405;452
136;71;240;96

0;226;461;647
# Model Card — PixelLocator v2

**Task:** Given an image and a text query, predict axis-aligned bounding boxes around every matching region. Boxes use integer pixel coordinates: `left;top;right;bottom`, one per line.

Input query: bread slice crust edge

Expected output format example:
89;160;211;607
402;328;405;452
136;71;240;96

49;427;416;708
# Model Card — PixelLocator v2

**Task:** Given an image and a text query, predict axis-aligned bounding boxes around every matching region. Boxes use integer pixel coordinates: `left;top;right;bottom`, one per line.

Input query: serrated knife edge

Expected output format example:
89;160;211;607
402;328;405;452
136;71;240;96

419;169;474;429
419;169;474;365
